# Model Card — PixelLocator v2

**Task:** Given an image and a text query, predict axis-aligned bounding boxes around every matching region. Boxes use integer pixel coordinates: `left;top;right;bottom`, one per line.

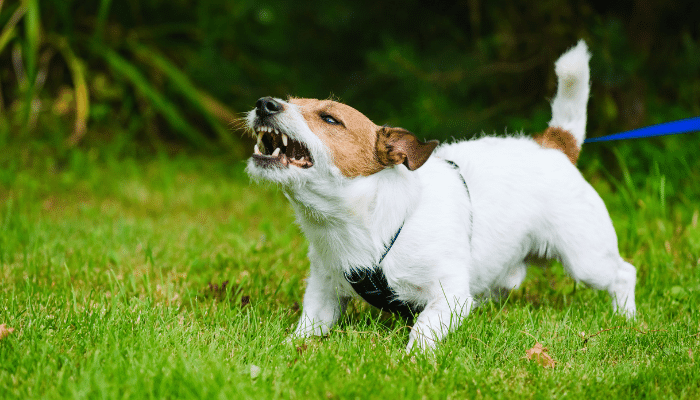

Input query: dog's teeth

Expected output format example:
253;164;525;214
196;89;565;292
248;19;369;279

256;134;263;152
254;144;262;155
272;148;281;157
282;134;288;146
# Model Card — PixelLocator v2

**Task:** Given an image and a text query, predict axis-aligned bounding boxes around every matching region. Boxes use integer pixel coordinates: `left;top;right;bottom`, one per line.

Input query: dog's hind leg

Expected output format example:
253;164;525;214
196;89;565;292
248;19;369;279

551;215;637;318
607;259;637;317
473;264;526;309
560;251;637;318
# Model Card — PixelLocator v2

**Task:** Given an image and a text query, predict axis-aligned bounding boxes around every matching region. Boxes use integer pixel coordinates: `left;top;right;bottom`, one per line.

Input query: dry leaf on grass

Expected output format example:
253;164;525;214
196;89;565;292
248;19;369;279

525;342;556;368
0;324;15;340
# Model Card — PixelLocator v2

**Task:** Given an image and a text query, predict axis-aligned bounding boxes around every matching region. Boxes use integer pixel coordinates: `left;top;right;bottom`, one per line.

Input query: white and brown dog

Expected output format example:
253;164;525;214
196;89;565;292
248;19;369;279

245;41;636;352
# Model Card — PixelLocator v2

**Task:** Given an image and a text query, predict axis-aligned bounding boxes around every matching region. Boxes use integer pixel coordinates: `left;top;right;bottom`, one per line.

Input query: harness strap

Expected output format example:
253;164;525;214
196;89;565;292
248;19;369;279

343;159;473;319
444;159;474;248
344;224;422;319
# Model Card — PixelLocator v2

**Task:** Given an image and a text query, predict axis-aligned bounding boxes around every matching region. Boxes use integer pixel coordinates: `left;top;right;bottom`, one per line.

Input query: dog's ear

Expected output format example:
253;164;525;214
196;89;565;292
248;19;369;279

375;127;439;171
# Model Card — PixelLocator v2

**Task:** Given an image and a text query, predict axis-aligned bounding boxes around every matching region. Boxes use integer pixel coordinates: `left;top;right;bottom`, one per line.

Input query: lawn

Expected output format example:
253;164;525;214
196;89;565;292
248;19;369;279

1;146;699;399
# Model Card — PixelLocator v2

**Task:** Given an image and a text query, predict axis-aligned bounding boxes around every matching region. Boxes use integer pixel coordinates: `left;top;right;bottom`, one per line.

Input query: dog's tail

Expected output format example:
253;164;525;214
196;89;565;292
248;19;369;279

535;40;591;164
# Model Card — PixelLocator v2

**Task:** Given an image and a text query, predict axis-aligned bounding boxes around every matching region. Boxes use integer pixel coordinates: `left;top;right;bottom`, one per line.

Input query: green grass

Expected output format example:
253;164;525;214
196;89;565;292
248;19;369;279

1;147;699;399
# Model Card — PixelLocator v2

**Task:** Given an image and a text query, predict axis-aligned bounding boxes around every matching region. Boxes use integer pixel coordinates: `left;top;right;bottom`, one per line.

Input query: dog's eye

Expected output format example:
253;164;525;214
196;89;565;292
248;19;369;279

321;114;341;125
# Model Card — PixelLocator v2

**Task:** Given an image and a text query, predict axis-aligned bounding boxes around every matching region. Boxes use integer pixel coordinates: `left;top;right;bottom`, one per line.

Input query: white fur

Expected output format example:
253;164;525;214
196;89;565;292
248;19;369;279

246;41;636;352
549;40;591;146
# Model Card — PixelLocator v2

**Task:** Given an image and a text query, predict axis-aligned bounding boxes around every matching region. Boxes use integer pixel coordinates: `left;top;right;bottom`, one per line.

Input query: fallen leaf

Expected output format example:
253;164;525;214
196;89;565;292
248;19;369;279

525;342;556;368
202;280;232;302
0;324;15;340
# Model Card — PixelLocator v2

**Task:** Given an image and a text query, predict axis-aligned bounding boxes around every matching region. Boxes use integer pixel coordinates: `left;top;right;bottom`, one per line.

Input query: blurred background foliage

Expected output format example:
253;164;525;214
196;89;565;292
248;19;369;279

0;0;698;184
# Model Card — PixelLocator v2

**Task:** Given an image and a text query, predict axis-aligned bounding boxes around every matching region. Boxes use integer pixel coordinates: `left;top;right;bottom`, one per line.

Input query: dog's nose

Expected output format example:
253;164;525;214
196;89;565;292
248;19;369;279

256;97;283;117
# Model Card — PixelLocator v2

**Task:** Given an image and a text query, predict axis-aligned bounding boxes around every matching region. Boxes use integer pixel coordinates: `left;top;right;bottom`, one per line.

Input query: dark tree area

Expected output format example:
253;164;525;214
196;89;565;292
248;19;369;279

0;0;698;182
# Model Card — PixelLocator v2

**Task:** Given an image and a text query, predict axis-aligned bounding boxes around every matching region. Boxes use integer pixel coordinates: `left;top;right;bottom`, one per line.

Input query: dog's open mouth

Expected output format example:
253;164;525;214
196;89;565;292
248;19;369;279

252;125;313;169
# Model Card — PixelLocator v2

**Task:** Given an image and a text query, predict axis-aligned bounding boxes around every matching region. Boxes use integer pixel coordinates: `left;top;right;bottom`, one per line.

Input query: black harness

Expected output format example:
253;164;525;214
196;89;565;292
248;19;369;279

343;159;472;319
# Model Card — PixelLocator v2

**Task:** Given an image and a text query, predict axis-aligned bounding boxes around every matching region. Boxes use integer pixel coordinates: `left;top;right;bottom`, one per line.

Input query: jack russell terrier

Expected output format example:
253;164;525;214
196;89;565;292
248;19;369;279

245;41;637;352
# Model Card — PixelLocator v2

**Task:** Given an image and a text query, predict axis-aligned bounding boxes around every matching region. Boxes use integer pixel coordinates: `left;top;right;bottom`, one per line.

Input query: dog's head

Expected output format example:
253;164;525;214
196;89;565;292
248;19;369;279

245;97;438;185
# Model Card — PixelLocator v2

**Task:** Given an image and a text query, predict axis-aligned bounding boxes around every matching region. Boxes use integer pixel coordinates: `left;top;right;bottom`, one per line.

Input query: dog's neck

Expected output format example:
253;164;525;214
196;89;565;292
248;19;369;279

285;166;420;271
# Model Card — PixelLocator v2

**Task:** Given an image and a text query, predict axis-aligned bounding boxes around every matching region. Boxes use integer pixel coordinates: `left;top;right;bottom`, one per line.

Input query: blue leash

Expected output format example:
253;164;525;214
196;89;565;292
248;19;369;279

584;115;700;143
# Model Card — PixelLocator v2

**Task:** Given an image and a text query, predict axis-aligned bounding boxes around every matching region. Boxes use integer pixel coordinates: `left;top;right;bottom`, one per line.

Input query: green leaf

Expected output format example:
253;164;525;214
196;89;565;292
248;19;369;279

47;35;90;147
129;42;238;149
19;0;39;134
92;43;214;149
0;4;26;56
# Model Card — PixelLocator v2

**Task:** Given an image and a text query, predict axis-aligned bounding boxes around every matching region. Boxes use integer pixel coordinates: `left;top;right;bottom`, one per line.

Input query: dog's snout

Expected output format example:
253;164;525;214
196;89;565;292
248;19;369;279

256;97;283;117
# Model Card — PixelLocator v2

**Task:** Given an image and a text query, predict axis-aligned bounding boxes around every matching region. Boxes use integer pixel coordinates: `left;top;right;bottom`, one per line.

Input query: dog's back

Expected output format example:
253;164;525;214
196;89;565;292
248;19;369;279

431;40;636;322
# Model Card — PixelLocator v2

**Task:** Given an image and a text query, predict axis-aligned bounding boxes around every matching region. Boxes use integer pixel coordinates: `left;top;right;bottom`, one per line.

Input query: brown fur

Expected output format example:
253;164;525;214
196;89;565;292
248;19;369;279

376;127;439;171
533;127;580;165
290;98;437;177
291;98;384;177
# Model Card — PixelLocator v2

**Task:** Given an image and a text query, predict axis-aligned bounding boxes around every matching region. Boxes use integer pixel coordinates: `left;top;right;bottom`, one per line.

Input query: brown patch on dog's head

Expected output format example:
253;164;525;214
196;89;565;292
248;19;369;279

376;127;439;171
533;127;580;165
290;98;438;176
291;98;384;177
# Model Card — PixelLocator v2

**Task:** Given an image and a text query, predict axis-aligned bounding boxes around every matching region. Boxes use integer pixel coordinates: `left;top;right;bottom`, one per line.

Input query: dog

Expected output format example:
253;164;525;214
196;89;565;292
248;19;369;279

245;40;637;352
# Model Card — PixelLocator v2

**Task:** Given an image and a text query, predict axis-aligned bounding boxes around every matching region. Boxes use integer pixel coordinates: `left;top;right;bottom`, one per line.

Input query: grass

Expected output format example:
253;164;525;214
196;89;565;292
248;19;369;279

1;145;699;399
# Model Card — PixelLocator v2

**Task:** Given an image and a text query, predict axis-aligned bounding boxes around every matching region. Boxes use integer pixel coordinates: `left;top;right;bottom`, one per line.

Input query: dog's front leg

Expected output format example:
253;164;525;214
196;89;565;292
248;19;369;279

406;289;473;352
291;266;349;339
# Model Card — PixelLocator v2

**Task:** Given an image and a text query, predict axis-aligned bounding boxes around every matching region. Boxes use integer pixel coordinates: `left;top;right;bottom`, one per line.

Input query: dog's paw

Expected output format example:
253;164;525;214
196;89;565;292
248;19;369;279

285;327;311;344
406;329;438;353
617;305;636;320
